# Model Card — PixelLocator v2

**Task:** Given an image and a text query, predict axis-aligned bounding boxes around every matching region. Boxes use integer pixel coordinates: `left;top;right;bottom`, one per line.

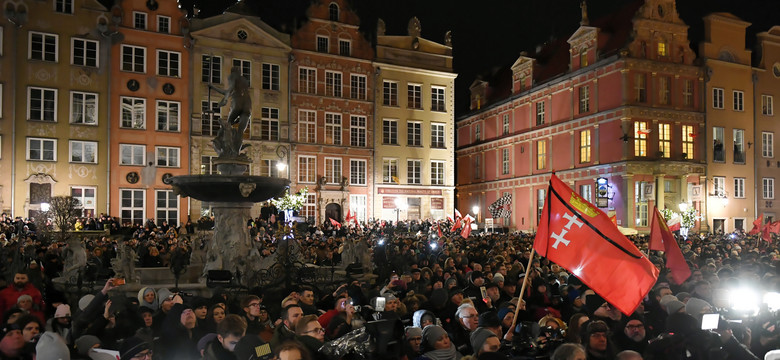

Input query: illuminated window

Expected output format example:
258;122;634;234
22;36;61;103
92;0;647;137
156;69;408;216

658;123;670;158
657;42;667;57
634;121;647;157
682;125;694;159
580;130;591;163
537;140;546;170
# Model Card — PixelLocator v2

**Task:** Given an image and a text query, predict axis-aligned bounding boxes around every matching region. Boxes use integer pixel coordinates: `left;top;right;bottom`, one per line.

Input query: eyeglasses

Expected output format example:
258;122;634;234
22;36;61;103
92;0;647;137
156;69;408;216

304;327;325;334
625;324;644;330
131;350;153;360
248;303;261;308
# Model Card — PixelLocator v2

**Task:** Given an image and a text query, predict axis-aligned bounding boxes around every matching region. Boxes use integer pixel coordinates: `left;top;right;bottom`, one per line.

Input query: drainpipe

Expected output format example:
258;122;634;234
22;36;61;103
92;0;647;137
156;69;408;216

752;72;759;220
10;25;18;215
288;53;294;181
105;35;112;215
372;66;380;222
702;66;710;232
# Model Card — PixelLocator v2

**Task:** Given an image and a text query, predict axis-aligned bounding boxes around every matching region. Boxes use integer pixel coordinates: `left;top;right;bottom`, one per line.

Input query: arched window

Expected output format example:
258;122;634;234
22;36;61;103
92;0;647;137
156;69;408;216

329;3;339;22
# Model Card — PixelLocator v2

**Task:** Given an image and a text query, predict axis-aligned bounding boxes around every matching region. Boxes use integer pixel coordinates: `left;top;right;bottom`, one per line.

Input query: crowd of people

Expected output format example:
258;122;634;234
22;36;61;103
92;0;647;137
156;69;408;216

0;211;778;360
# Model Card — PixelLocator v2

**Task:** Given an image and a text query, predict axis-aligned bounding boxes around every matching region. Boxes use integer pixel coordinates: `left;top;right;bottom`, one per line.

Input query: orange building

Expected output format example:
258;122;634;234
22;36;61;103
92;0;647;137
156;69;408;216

108;0;190;227
289;0;375;224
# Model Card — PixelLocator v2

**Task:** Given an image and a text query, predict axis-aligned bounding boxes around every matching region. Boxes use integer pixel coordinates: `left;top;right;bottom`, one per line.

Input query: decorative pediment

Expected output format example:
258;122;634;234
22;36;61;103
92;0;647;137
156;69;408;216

24;173;56;185
567;26;598;52
191;16;291;50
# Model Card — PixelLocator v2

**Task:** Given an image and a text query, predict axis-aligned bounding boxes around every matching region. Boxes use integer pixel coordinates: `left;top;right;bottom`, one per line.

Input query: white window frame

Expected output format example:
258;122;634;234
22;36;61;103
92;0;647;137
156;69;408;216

537;140;547;170
119;144;145;166
383;158;398;184
120;189;146;226
262;63;280;91
658;123;671;158
502;114;510;135
299;110;316;143
202;55;222;83
502;148;510;175
407;121;421;147
536;101;545;125
261;107;279;141
383;80;398;106
28;87;58;122
764;178;775;200
324;157;342;184
350;115;366;147
763;132;774;158
683;79;693;106
200;155;216;175
580;129;591;163
325;71;342;97
120;96;146;129
350;74;366;100
407;159;421;184
714;176;726;197
763;95;774;116
733;90;744;111
682;125;694;159
155;146;180;168
431;123;445;148
431;86;446;112
316;35;329;53
69;140;97;164
70;91;98;125
133;11;147;30
658;76;670;105
579;85;590;113
298;67;316;94
325;112;342;145
734;177;746;198
27;138;57;161
71;38;98;67
431;160;445;186
713;88;724;109
298;155;316;184
350;159;366;186
260;159;280;177
157;15;171;34
28;31;58;62
71;186;97;217
157;50;181;77
156;100;180;132
302;193;316;220
475;123;481;141
121;45;146;73
349;194;367;223
55;0;74;14
338;39;351;56
734;129;745;164
232;58;251;85
408;83;422;109
383;119;398;145
155;190;179;226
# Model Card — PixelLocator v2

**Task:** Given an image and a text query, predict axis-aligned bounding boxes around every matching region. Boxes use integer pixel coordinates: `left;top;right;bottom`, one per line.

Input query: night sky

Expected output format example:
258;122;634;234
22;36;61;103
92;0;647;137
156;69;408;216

117;0;780;117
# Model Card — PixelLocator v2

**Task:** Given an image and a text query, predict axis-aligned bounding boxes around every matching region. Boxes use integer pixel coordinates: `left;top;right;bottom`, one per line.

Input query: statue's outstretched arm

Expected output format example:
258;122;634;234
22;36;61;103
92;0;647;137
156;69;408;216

208;83;229;95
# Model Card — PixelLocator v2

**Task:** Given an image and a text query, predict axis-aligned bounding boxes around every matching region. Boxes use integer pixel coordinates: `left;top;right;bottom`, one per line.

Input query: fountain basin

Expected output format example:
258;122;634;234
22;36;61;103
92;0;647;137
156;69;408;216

169;175;290;202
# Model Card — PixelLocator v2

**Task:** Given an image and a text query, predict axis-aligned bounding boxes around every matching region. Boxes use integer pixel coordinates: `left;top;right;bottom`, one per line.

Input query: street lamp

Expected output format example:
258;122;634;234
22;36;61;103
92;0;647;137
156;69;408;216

472;205;480;223
276;145;288;178
678;202;688;212
395;197;407;223
40;203;50;212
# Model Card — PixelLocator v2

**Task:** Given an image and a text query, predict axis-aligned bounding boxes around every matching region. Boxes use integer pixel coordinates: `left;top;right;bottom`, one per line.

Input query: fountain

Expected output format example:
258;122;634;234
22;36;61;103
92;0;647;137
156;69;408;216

169;67;289;280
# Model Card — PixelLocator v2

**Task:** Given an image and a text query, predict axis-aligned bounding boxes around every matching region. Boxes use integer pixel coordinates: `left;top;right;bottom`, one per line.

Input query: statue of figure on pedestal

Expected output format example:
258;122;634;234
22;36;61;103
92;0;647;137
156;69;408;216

62;238;87;280
208;67;252;160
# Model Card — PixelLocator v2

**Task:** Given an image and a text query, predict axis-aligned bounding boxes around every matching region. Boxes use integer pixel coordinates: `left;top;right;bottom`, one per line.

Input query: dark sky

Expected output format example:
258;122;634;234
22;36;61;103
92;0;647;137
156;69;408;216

136;0;780;117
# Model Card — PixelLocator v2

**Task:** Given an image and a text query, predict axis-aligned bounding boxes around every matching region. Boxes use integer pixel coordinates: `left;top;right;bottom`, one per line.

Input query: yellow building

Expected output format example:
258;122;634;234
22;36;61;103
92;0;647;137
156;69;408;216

373;17;456;221
755;26;780;222
700;13;756;232
1;0;110;218
189;3;291;216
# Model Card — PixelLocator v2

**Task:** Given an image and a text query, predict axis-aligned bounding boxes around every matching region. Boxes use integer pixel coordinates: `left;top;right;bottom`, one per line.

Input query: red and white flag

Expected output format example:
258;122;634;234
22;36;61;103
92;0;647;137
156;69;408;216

649;207;691;285
461;216;473;238
329;218;341;229
534;174;659;315
666;216;681;232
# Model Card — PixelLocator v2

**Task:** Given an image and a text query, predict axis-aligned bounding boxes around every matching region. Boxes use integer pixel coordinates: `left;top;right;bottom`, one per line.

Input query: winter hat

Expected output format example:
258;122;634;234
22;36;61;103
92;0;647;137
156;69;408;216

675;292;692;302
0;323;21;338
470;271;484;283
478;311;501;328
157;288;173;302
445;278;458;288
197;333;218;354
449;288;465;301
405;326;422;340
665;300;686;315
119;336;151;360
470;327;497;355
54;304;71;318
75;335;101;356
685;297;712;316
492;273;505;284
659;295;678;309
429;288;448;309
497;307;512;322
422;325;448;348
582;320;609;340
78;294;95;311
36;332;70;360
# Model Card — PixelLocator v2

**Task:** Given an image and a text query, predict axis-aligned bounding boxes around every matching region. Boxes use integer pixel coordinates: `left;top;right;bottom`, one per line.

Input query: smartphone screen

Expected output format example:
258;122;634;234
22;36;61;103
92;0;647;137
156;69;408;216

376;297;386;312
480;286;487;300
701;313;719;330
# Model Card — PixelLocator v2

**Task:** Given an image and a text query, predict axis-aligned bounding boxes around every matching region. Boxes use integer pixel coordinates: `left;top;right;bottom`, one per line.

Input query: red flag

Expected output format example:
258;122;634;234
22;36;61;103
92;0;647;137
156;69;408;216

461;216;472;238
450;218;462;232
533;174;659;315
649;207;691;285
438;222;443;238
770;221;780;235
609;215;617;226
749;215;764;235
345;210;352;224
329;218;341;229
666;217;681;232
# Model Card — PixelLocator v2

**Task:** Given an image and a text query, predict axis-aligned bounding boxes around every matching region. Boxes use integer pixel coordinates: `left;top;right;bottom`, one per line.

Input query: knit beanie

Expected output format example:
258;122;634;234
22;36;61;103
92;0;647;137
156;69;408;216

405;326;422;340
665;300;686;315
36;332;70;360
659;294;678;309
422;325;448;348
492;273;505;284
470;327;497;354
54;304;71;318
497;307;512;322
684;297;712;316
75;335;101;356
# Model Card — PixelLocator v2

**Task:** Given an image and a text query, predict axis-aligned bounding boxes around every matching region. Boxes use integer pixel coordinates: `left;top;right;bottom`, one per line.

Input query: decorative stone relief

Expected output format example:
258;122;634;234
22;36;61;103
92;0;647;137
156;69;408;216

27;123;56;137
27;164;55;177
68;165;97;180
69;125;98;139
407;17;421;37
35;69;52;82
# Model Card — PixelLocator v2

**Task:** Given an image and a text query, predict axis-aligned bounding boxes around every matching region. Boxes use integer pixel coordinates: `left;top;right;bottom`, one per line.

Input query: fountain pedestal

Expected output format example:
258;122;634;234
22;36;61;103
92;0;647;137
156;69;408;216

206;202;253;276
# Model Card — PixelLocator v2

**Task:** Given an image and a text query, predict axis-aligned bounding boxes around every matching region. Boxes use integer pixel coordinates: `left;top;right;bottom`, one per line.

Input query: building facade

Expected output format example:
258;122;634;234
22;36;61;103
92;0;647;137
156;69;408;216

189;3;291;217
755;27;780;223
373;17;456;222
457;0;706;232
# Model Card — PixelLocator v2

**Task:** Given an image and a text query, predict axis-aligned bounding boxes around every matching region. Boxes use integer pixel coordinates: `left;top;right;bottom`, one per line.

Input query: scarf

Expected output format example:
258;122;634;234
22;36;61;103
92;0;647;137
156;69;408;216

423;344;462;360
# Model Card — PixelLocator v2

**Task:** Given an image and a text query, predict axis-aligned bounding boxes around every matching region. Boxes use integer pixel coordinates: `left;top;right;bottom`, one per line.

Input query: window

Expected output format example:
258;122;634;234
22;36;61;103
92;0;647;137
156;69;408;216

635;74;646;102
69;140;97;164
580;129;591;162
201;55;221;83
121;97;145;129
713;176;726;197
71;187;96;217
157;50;180;77
634;121;648;157
763;132;774;158
734;178;745;198
503;114;510;135
27;138;56;161
28;87;57;122
407;159;421;184
580;49;588;67
408;84;422;109
157;15;170;33
580;184;592;203
200;156;216;175
201;101;220;136
536;101;545;125
261;107;279;141
339;40;350;56
262;63;280;90
325;71;342;97
121;45;146;73
302;193;316;220
299;110;316;143
156;100;180;131
537;140;546;170
683;79;693;106
155;146;180;167
70;92;97;125
232;58;251;84
383;81;398;106
431;161;445;185
431;123;445;148
350;194;366;223
299;67;316;94
72;38;98;67
537;189;545;223
350;74;366;100
325;158;342;184
121;189;145;225
734;129;745;163
763;95;774;116
658;123;671;158
383;159;398;184
502;148;510;175
120;144;145;165
634;182;648;227
713;127;724;162
350;159;366;186
259;159;279;177
325;113;342;145
29;32;58;62
350;116;366;147
316;35;329;53
713;88;724;109
383;119;398;145
298;156;316;183
764;178;775;199
156;190;178;226
657;42;667;57
474;155;481;179
682;125;694;159
475;124;481;141
431;86;446;112
579;86;589;113
329;3;339;21
55;0;73;14
659;77;670;105
133;12;147;29
407;121;421;146
733;90;744;111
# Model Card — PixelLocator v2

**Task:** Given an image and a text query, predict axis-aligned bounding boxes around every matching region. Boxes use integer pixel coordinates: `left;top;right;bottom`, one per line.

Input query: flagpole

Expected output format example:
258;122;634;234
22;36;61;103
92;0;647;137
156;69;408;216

509;247;535;333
